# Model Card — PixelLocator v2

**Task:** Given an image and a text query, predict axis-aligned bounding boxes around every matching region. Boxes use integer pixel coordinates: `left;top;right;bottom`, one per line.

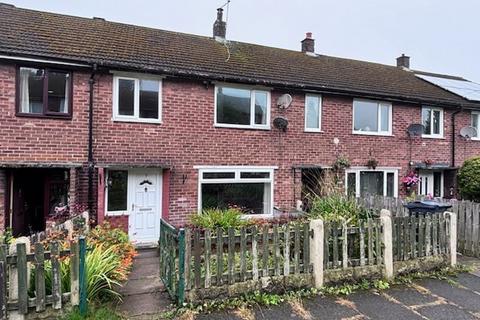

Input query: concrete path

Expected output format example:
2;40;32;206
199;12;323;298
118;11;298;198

115;248;171;319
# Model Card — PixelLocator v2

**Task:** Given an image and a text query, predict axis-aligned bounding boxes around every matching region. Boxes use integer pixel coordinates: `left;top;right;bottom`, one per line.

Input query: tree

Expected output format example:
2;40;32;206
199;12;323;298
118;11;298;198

458;157;480;202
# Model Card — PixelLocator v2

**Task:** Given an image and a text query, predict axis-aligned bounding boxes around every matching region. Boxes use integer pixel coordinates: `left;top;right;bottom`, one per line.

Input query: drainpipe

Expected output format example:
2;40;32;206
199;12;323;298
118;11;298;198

451;107;462;168
87;64;97;217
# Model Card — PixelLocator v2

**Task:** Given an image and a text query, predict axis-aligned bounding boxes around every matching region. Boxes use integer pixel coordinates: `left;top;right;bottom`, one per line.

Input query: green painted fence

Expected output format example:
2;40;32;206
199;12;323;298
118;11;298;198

0;237;87;319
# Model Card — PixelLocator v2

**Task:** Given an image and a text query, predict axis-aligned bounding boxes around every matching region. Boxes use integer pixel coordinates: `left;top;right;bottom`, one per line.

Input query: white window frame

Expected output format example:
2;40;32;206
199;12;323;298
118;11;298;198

304;94;323;132
352;99;393;136
345;167;399;198
196;166;276;218
214;84;271;130
112;73;163;124
105;169;130;216
421;106;444;138
472;111;480;140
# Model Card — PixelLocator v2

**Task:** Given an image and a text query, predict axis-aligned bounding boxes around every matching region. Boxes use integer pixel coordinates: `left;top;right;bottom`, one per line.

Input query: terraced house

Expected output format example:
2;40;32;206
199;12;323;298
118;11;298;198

0;3;479;245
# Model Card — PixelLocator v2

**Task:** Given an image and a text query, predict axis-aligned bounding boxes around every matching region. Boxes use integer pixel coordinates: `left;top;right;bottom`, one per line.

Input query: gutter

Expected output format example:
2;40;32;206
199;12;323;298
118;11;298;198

451;107;462;167
87;64;97;216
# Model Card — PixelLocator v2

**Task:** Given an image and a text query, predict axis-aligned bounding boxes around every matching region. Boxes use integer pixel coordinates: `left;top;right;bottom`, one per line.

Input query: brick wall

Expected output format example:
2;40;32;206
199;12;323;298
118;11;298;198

1;63;479;228
0;169;5;231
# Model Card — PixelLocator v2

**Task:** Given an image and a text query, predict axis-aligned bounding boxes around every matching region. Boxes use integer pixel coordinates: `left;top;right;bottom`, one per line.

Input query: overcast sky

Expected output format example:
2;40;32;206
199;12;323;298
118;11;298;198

7;0;480;82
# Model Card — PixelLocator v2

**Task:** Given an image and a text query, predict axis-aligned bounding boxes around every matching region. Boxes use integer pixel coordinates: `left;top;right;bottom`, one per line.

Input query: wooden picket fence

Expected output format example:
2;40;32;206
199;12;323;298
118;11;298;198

454;201;480;256
324;219;383;270
0;238;87;319
392;214;450;261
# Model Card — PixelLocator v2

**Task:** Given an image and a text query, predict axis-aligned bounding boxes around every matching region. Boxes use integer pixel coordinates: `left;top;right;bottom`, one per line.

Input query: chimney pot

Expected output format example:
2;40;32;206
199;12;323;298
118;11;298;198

213;8;227;40
396;54;410;69
301;32;315;54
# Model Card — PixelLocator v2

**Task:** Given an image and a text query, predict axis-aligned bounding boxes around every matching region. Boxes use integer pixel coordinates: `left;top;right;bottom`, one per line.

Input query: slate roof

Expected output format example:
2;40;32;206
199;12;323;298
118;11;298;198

0;3;478;108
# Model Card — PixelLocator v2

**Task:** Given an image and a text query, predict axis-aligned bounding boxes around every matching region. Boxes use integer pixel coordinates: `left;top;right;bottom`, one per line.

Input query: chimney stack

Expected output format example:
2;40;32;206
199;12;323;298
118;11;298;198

396;54;410;69
301;32;315;54
213;8;226;40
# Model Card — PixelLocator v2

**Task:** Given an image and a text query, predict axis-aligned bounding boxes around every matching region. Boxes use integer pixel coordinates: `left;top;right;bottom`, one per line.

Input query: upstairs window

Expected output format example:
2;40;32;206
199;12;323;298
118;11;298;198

18;67;71;117
353;99;392;135
422;107;443;138
472;112;480;140
305;94;322;132
215;85;270;129
113;75;162;123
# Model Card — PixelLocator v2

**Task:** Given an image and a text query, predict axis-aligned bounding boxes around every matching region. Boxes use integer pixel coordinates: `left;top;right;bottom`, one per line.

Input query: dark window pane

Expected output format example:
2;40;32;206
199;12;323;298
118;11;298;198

433;172;442;197
139;79;159;119
422;108;432;134
433;110;441;135
201;183;268;215
386;173;394;197
118;79;135;116
47;71;70;113
354;101;378;132
347;172;356;197
254;91;268;125
203;172;235;179
107;170;128;211
240;172;270;179
216;87;251;125
19;67;44;114
360;172;384;197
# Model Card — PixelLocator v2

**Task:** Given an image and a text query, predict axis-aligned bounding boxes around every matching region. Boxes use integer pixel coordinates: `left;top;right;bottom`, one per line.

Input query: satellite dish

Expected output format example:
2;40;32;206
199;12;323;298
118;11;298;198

273;116;289;132
460;126;477;139
276;94;293;110
407;123;425;137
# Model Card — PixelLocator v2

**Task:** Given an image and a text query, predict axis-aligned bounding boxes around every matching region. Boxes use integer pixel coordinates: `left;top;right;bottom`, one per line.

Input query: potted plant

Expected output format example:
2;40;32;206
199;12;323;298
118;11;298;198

332;155;350;171
401;171;420;195
424;159;434;167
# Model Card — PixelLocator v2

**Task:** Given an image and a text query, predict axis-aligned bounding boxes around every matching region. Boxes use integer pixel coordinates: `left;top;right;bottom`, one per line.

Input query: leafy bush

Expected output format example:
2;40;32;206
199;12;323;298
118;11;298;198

60;306;123;320
458;157;480;202
190;208;248;230
307;194;371;225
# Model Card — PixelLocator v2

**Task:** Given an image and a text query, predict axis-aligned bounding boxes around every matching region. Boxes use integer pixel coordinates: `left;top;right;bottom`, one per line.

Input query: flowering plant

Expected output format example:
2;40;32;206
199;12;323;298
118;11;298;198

402;171;420;187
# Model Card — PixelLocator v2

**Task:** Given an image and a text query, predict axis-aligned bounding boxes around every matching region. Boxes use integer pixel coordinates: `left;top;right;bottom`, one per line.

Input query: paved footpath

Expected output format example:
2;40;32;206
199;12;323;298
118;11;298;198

115;248;171;319
117;251;480;319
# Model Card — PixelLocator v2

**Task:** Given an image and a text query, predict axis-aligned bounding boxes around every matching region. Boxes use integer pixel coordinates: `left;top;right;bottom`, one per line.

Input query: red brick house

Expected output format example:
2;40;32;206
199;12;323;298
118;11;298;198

0;4;479;244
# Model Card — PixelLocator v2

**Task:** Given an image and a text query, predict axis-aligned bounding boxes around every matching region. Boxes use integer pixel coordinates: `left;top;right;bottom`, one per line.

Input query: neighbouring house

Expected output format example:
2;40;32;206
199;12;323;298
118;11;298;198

0;4;479;245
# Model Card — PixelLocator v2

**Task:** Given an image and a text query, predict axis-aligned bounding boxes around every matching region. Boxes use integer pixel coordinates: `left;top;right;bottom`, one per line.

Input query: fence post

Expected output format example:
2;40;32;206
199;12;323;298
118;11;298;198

70;240;80;306
445;211;457;267
78;236;88;316
177;228;186;306
380;209;394;280
309;218;324;289
8;238;30;320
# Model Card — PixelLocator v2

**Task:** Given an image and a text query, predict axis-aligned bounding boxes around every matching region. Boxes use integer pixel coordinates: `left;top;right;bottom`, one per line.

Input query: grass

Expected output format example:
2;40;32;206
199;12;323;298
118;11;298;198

60;306;124;320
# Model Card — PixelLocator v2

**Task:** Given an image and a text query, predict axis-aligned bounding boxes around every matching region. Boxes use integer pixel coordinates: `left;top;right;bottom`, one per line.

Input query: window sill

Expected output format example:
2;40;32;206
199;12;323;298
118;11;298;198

16;113;72;120
352;131;393;137
304;129;324;133
470;137;480;141
112;117;162;125
421;135;445;140
214;123;271;130
105;211;129;217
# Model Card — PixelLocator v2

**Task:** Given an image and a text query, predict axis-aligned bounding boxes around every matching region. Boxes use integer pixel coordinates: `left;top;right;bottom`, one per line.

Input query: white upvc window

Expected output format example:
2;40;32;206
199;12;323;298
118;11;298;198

422;106;444;138
345;167;399;198
112;73;162;123
472;111;480;140
305;94;322;132
352;99;392;136
196;166;276;217
214;85;271;129
105;169;129;216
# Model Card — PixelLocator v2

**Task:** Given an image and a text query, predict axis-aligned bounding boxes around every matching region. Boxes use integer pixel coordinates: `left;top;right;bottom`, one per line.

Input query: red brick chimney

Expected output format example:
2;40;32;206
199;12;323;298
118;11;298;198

213;8;226;40
301;32;315;53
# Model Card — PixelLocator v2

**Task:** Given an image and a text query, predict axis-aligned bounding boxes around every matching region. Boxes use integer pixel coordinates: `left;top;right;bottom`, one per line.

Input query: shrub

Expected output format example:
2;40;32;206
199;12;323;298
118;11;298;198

458;157;480;202
190;208;248;230
307;194;371;225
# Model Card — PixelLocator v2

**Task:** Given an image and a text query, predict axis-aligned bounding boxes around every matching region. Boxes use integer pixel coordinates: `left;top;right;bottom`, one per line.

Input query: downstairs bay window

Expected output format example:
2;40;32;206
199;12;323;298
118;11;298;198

345;168;398;198
197;167;275;217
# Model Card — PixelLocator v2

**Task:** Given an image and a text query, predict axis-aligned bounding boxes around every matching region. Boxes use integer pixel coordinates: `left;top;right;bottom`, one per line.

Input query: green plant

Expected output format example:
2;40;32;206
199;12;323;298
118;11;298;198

332;156;350;171
60;306;124;320
458;157;480;201
190;208;248;230
307;194;371;225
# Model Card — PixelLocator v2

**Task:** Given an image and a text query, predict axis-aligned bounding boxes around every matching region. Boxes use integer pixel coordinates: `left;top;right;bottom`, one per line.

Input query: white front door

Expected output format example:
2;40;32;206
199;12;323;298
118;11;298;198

418;170;444;198
128;169;162;245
